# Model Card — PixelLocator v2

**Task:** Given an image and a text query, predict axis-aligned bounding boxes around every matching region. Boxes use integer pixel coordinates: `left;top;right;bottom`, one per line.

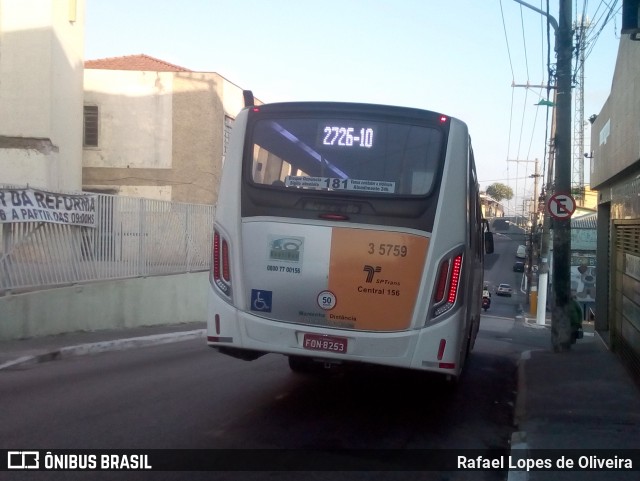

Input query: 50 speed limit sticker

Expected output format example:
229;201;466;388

317;290;336;310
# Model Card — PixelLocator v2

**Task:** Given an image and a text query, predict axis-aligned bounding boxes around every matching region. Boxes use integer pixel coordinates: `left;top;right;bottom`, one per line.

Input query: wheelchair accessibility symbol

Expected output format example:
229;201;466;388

251;289;272;312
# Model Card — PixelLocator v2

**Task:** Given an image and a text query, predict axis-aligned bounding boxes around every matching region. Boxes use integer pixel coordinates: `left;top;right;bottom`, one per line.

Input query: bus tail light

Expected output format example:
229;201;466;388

431;253;463;318
434;259;450;303
211;229;232;297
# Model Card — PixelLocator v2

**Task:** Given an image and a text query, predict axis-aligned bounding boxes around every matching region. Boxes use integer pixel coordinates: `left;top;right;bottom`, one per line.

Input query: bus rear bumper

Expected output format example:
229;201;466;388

207;293;466;376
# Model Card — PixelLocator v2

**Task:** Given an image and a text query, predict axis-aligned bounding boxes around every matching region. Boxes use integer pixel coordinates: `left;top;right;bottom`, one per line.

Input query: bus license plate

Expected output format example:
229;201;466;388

302;334;347;354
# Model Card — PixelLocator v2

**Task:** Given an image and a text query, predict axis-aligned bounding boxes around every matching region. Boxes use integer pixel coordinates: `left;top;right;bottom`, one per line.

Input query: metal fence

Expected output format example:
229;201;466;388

1;193;215;294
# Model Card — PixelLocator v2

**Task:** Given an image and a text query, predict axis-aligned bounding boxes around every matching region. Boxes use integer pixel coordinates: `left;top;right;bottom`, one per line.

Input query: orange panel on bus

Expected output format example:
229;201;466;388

327;228;429;331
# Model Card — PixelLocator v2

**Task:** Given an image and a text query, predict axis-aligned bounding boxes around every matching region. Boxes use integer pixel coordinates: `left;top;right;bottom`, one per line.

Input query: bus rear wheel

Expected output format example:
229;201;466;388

288;355;318;373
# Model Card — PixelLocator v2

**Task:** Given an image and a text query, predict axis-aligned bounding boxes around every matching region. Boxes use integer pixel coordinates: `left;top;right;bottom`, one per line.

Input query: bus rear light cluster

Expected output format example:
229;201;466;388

211;229;232;297
447;255;462;303
432;253;463;318
433;259;450;304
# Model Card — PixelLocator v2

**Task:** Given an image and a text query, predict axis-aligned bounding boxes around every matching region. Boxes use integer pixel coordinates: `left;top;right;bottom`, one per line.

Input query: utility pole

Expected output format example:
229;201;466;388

552;0;574;351
530;159;542;222
522;159;543;309
528;159;542;287
537;95;557;326
512;0;573;350
507;158;538;222
507;157;540;304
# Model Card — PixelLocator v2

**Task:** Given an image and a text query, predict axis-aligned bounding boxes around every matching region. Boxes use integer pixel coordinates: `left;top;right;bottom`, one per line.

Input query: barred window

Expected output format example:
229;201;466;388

83;105;99;147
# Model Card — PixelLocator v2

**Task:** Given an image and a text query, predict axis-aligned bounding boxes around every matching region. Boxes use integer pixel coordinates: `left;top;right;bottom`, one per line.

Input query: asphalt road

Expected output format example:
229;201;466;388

0;314;552;481
0;224;545;480
484;224;531;319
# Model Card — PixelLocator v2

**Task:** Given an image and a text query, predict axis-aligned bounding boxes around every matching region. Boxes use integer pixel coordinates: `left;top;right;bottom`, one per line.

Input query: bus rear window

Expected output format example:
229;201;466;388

248;117;444;196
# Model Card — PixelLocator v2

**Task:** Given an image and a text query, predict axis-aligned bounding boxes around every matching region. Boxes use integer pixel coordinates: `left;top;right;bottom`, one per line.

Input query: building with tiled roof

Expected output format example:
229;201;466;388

479;192;504;218
83;54;260;204
84;54;191;72
572;212;597;230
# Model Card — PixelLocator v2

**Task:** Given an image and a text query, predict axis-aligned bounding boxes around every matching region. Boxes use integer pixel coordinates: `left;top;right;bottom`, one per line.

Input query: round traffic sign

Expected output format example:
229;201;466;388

547;193;576;220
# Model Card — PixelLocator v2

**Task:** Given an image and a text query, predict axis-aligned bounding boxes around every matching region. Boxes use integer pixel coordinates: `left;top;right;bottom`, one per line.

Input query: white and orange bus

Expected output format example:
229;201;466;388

207;97;493;381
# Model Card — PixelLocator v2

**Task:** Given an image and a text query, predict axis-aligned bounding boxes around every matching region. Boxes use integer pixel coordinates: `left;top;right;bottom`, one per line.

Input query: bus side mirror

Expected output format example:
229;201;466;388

484;231;494;254
243;90;255;107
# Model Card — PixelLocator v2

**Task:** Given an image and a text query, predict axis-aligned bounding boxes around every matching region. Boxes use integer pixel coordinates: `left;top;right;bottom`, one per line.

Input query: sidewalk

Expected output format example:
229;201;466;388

0;322;205;370
511;315;640;480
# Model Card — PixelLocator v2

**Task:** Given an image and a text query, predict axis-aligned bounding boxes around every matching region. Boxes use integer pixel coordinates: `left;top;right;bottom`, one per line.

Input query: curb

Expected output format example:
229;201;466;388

0;329;206;371
522;317;550;329
513;350;530;428
522;317;596;337
507;431;530;481
508;350;532;481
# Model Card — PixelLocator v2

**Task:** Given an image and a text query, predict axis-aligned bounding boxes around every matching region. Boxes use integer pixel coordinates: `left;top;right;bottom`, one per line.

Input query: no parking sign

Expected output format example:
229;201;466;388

547;193;576;220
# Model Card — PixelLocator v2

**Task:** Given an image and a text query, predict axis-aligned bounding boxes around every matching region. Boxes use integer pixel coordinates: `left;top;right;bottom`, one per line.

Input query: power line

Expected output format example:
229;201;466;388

499;0;517;81
520;4;532;79
580;0;621;65
480;175;543;183
502;1;554;215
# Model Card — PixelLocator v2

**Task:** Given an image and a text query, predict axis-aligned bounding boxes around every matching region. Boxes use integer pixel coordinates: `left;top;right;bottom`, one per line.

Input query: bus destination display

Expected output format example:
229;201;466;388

285;176;395;193
320;125;374;148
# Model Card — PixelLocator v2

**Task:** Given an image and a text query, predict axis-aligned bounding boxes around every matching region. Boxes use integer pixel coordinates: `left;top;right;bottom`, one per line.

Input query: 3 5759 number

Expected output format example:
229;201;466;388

368;243;408;257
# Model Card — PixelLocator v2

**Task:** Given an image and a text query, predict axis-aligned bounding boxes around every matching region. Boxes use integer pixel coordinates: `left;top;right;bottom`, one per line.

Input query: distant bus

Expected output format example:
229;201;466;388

207;98;494;381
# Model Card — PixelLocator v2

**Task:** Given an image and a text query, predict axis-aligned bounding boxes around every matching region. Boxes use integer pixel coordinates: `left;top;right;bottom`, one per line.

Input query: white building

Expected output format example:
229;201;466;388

83;55;258;205
0;0;85;191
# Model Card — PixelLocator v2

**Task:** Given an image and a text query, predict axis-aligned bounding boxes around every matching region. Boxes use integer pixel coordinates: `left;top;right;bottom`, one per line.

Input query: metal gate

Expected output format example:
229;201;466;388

1;193;215;294
612;221;640;381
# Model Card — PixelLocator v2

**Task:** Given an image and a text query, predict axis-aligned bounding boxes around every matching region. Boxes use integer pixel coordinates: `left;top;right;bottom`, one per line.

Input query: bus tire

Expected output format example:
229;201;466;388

288;355;317;373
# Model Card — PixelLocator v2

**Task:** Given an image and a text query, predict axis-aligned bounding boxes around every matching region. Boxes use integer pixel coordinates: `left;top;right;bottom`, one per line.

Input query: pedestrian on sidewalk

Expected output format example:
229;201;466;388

570;294;583;344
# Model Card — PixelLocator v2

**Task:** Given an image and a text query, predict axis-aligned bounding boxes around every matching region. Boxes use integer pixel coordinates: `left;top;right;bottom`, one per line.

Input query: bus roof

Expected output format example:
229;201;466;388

246;101;462;125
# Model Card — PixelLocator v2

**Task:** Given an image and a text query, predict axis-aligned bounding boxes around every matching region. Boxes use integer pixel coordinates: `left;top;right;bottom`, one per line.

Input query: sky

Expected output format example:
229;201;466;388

84;0;623;216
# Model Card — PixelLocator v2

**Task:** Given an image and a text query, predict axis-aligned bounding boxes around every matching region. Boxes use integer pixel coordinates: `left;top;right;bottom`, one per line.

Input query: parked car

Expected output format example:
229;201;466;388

496;283;513;296
516;245;527;258
513;261;525;272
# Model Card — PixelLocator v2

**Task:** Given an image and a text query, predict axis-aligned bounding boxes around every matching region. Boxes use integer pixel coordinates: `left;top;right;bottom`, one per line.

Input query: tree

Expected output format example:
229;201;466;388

485;183;513;203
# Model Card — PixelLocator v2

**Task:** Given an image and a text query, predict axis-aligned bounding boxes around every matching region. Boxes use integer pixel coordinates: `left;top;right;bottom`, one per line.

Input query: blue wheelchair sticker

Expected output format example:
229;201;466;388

251;289;272;312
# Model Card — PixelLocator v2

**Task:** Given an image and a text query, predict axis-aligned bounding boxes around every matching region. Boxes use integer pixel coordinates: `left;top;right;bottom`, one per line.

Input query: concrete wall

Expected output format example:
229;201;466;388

590;34;640;377
83;70;174;170
0;272;208;341
591;36;640;188
0;0;84;191
170;72;223;205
